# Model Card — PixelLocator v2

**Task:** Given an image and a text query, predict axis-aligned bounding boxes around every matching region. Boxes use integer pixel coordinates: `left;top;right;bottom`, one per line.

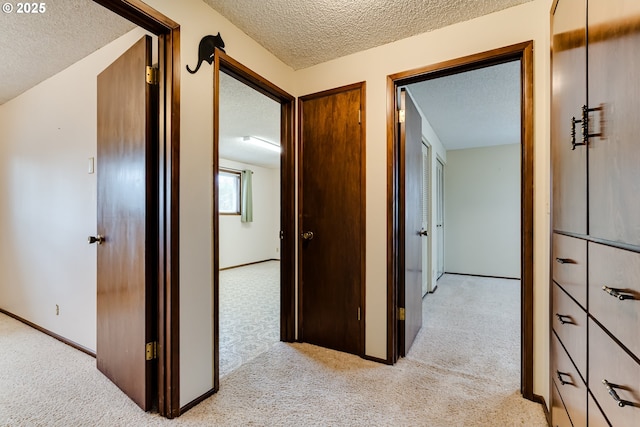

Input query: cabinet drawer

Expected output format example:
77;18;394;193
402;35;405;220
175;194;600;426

552;332;587;426
552;281;586;379
588;392;611;427
552;233;587;308
552;379;573;427
589;319;640;427
589;242;640;359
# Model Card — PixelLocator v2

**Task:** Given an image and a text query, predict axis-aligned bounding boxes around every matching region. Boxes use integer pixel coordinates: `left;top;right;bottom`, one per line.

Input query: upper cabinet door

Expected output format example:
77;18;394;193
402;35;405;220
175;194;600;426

551;0;587;235
588;0;640;246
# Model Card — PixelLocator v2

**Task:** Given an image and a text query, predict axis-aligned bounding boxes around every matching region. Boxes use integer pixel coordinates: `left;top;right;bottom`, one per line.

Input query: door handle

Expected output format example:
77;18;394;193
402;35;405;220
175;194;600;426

88;235;105;245
301;231;314;240
419;229;428;236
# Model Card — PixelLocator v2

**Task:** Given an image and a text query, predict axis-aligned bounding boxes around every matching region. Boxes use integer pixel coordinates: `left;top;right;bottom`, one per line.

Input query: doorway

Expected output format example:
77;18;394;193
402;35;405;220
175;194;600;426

212;50;296;391
386;42;535;400
217;70;282;378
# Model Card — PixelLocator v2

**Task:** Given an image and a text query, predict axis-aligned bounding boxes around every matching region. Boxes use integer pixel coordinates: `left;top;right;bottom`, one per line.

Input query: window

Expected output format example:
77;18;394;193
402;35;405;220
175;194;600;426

219;169;241;215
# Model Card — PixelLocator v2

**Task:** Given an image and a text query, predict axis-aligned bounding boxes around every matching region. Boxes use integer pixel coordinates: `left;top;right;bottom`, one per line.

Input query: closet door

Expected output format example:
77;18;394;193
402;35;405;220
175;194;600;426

551;0;587;235
588;0;640;245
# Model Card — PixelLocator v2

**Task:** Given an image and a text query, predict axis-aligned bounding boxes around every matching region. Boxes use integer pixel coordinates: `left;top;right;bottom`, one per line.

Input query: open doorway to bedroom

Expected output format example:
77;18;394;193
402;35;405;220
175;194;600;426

404;60;523;395
212;52;295;390
406;60;522;292
388;42;534;400
217;70;282;378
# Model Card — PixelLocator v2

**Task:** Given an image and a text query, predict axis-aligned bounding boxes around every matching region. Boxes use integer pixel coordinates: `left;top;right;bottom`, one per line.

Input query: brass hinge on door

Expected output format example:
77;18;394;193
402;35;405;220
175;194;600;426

146;66;158;85
358;109;362;124
146;341;157;360
398;109;405;124
398;307;405;321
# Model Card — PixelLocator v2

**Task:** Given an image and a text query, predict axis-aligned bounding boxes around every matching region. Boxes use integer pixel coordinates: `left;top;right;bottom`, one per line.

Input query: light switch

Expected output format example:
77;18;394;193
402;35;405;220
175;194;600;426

88;157;95;174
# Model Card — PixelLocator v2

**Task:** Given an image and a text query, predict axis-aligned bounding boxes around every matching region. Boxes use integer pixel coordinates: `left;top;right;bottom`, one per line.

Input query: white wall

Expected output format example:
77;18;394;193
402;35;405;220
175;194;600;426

0;27;150;352
293;0;552;403
219;159;280;269
444;144;521;278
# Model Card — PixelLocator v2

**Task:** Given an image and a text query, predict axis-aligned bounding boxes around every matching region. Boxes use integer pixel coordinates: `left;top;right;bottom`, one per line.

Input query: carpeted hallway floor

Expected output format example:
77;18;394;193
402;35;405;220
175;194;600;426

0;274;547;426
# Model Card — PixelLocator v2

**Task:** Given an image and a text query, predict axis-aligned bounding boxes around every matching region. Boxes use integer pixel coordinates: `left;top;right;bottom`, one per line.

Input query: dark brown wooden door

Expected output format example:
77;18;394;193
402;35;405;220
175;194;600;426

398;89;423;356
588;0;640;246
551;0;587;235
96;35;157;411
299;83;364;356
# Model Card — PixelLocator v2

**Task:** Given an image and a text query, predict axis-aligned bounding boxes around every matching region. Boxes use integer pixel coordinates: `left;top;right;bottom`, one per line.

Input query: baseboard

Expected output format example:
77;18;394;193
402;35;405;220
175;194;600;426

180;388;217;415
0;308;96;357
444;272;520;281
532;394;551;426
362;354;393;365
219;259;280;271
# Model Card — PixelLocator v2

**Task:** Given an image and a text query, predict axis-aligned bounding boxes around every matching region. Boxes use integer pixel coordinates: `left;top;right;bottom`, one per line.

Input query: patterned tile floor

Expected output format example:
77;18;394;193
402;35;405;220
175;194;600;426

219;261;280;378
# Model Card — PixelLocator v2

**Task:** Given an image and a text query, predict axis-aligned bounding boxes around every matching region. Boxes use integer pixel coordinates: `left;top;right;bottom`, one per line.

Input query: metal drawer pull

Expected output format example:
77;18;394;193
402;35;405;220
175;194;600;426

555;313;573;325
602;286;635;301
556;370;572;386
602;379;636;408
555;257;575;264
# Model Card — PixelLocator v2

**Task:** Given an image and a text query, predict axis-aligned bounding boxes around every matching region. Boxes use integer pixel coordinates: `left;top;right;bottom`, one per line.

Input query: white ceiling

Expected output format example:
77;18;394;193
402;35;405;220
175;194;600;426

203;0;532;70
0;0;527;163
407;60;521;150
0;0;135;105
219;72;281;168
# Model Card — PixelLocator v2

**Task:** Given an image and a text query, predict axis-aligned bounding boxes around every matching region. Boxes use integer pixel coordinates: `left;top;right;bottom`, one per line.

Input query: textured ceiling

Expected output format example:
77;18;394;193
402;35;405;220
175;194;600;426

0;0;135;105
203;0;532;70
219;72;281;168
0;0;534;106
407;60;521;150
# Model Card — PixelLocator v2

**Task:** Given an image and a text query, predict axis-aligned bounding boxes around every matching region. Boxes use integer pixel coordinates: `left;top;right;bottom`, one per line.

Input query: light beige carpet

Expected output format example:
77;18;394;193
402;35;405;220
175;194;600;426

0;274;547;426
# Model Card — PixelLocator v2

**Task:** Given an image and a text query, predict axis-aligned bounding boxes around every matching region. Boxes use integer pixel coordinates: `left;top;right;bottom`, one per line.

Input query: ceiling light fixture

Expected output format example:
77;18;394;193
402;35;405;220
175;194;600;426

242;136;281;153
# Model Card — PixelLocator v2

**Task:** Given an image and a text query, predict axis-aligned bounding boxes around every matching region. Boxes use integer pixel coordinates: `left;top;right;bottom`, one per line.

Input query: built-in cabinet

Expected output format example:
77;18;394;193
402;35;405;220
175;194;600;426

551;0;640;425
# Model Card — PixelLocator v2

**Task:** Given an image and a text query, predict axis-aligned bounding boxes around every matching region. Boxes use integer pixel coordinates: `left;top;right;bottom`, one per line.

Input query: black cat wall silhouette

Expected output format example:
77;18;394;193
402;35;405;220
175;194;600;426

186;33;226;74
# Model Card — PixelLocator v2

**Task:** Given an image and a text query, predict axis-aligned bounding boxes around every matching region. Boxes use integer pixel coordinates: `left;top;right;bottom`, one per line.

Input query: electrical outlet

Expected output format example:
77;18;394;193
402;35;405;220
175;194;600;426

56;304;59;316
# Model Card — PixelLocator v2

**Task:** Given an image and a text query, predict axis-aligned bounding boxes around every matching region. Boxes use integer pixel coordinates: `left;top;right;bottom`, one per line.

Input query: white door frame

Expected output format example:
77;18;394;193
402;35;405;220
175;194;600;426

421;139;433;295
435;156;445;281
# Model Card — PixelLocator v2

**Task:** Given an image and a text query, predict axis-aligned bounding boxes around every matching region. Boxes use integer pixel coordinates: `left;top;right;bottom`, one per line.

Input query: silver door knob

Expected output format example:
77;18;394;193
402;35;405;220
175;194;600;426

419;229;428;236
301;231;314;240
88;235;105;245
